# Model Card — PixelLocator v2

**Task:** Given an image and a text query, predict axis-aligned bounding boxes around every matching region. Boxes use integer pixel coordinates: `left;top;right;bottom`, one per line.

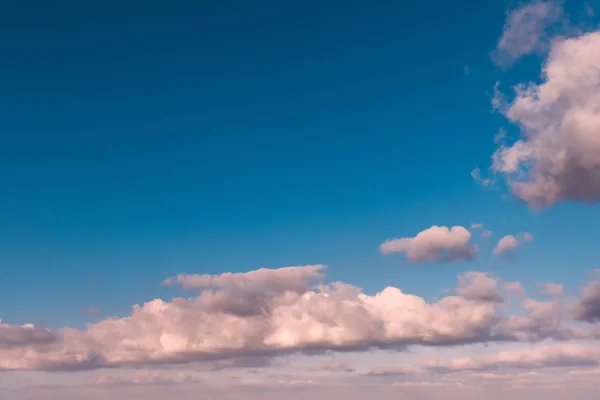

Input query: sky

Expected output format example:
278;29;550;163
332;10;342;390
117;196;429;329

1;0;600;399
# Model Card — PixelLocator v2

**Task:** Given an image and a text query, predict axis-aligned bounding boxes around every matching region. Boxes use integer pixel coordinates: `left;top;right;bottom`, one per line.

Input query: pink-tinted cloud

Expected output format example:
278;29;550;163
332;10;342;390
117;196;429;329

380;225;477;263
492;31;600;208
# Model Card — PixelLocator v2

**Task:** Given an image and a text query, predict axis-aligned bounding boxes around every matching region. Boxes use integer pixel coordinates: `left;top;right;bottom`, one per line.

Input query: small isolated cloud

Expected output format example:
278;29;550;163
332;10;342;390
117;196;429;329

163;265;326;294
471;167;494;188
470;223;484;230
492;0;564;67
491;30;600;209
482;229;494;239
539;283;564;296
493;233;533;260
380;225;477;263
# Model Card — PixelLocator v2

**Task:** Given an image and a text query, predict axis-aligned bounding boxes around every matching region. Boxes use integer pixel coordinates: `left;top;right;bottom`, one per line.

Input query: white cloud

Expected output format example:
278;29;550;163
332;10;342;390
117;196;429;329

492;1;564;67
380;225;477;263
493;233;533;259
491;30;600;208
0;266;508;371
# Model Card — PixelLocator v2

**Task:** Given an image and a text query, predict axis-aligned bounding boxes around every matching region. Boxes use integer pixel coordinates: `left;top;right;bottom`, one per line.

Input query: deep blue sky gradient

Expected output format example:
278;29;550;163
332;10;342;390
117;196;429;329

0;0;599;328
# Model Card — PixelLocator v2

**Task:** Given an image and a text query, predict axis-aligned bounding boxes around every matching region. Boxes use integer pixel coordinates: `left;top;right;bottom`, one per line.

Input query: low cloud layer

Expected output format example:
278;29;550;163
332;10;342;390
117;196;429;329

380;226;477;263
2;265;599;372
432;343;600;373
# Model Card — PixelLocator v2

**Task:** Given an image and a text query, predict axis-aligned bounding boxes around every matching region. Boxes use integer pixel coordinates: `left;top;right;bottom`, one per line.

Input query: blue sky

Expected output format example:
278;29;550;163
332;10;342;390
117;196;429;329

1;1;600;399
1;0;596;325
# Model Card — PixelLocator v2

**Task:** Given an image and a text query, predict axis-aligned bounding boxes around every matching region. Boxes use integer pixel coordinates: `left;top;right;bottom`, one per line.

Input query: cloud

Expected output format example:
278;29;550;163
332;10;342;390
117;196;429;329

0;322;56;347
368;366;424;376
491;30;600;208
432;343;600;373
482;229;494;239
313;359;355;373
539;283;564;296
504;282;526;298
456;272;503;303
492;1;564;67
92;369;197;386
574;281;600;322
0;266;508;371
163;265;326;294
471;167;494;188
493;233;533;259
392;381;465;389
470;223;484;230
380;225;477;263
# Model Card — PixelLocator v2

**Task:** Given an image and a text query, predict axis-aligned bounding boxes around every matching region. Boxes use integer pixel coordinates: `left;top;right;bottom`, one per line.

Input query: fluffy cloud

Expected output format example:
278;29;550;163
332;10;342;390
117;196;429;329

0;322;56;347
456;272;503;303
1;265;597;376
574;281;600;322
492;30;600;208
0;266;507;371
493;233;533;259
380;226;477;263
492;0;563;67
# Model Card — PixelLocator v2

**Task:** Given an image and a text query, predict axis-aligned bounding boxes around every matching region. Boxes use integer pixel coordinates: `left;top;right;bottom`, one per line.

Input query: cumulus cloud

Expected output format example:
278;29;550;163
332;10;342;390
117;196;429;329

574;281;600;322
0;322;56;347
539;283;564;296
493;233;533;260
492;0;564;67
456;272;503;303
0;266;508;371
380;226;477;263
491;30;600;208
